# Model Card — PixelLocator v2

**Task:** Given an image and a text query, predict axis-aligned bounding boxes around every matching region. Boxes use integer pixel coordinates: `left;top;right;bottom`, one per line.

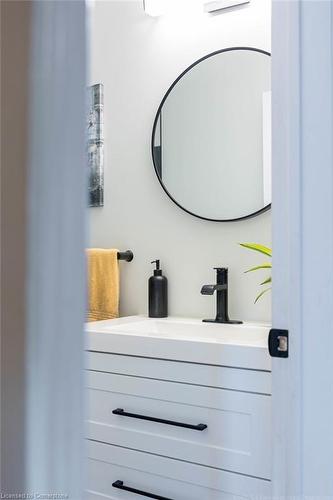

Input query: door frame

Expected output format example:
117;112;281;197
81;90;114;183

3;0;333;496
272;0;333;496
25;0;87;496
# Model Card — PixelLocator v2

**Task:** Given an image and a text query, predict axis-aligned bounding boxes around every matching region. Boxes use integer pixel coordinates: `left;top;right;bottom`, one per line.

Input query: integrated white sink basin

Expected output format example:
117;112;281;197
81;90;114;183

96;316;268;346
86;316;271;370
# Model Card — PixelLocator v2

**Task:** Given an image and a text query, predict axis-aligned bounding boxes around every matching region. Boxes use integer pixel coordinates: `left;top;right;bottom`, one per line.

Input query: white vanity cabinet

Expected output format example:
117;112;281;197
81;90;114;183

85;316;271;500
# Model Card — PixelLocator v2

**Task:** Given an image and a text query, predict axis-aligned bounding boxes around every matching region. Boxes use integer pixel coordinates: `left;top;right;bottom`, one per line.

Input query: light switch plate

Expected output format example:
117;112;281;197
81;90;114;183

204;0;250;13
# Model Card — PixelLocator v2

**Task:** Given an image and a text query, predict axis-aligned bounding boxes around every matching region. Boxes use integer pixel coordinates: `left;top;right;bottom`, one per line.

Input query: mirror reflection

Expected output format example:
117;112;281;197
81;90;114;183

152;48;271;221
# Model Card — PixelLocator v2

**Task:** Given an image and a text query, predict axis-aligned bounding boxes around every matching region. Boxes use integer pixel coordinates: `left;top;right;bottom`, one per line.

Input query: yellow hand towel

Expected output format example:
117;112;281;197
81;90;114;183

86;248;119;322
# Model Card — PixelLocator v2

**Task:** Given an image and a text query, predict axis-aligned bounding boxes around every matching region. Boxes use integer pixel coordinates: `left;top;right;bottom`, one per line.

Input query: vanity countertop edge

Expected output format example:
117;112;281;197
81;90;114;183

86;316;271;371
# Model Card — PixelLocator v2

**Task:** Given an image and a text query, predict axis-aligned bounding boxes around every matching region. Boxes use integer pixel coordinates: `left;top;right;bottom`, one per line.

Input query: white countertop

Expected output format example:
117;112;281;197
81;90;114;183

86;315;271;371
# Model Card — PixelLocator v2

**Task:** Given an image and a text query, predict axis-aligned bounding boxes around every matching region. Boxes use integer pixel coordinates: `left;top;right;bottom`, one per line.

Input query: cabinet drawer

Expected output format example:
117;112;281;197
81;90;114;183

86;440;271;500
86;371;271;479
85;352;271;394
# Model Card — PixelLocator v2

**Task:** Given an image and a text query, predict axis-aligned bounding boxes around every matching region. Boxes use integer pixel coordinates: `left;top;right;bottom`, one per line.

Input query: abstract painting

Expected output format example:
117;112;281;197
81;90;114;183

87;83;104;207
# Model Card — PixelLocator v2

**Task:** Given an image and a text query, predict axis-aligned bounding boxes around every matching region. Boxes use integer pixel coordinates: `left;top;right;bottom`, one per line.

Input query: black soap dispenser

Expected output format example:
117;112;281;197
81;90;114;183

148;260;168;318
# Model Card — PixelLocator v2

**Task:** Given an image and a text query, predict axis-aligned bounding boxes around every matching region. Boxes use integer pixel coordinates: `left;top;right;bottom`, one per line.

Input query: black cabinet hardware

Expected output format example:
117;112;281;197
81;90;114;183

112;480;174;499
112;408;207;431
268;328;289;358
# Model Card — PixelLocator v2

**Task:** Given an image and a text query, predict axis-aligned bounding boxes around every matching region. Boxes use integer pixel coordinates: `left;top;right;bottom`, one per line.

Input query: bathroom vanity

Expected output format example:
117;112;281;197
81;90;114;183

85;316;271;499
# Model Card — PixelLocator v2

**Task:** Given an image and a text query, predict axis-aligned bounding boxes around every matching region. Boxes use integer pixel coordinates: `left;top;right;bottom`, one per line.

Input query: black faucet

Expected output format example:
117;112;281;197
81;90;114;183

201;268;243;324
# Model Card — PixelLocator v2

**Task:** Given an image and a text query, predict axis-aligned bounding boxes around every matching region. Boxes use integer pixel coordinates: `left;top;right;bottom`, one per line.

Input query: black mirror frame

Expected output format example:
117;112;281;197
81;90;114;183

151;47;272;222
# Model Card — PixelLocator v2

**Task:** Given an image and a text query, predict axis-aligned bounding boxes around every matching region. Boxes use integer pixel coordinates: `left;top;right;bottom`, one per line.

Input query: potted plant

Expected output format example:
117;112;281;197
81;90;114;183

240;243;272;303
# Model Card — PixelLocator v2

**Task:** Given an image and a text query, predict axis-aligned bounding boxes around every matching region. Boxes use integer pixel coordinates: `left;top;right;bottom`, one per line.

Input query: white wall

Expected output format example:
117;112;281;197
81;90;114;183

89;0;272;322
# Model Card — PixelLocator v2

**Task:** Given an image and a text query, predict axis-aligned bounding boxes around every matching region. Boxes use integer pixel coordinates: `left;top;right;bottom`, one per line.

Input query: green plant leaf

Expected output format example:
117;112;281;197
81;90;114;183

244;263;272;273
254;287;272;303
239;243;272;257
260;277;272;286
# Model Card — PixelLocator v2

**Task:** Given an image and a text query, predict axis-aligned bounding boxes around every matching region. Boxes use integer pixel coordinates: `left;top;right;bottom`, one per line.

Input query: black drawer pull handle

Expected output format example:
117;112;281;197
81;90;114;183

112;408;207;431
112;480;174;499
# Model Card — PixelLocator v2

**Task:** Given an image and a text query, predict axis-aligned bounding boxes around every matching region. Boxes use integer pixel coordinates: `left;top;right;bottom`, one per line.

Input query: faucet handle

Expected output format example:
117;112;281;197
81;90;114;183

214;267;228;285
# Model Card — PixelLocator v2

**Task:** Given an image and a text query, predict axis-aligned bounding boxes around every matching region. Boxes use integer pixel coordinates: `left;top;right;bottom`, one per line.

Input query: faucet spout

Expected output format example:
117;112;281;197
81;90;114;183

201;284;227;295
201;267;243;324
200;285;215;295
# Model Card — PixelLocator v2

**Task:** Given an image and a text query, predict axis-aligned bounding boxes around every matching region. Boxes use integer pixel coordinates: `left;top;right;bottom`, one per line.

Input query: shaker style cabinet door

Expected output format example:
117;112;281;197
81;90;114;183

86;371;271;479
86;441;271;500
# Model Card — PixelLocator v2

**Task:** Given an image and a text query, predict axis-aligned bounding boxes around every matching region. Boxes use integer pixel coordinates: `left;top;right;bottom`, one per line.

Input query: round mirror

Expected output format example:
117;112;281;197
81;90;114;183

152;48;271;222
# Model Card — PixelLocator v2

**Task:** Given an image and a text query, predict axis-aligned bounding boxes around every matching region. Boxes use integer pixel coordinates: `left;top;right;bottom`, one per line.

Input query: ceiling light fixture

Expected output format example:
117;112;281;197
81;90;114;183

203;0;250;13
143;0;165;17
143;0;204;17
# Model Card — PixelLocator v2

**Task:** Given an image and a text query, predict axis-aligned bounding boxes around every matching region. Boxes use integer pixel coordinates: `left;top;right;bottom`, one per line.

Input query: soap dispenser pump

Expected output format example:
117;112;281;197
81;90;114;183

148;260;168;318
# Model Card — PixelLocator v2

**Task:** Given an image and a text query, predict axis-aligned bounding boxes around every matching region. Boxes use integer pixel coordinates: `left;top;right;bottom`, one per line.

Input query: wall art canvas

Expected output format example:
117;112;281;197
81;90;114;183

87;83;104;207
